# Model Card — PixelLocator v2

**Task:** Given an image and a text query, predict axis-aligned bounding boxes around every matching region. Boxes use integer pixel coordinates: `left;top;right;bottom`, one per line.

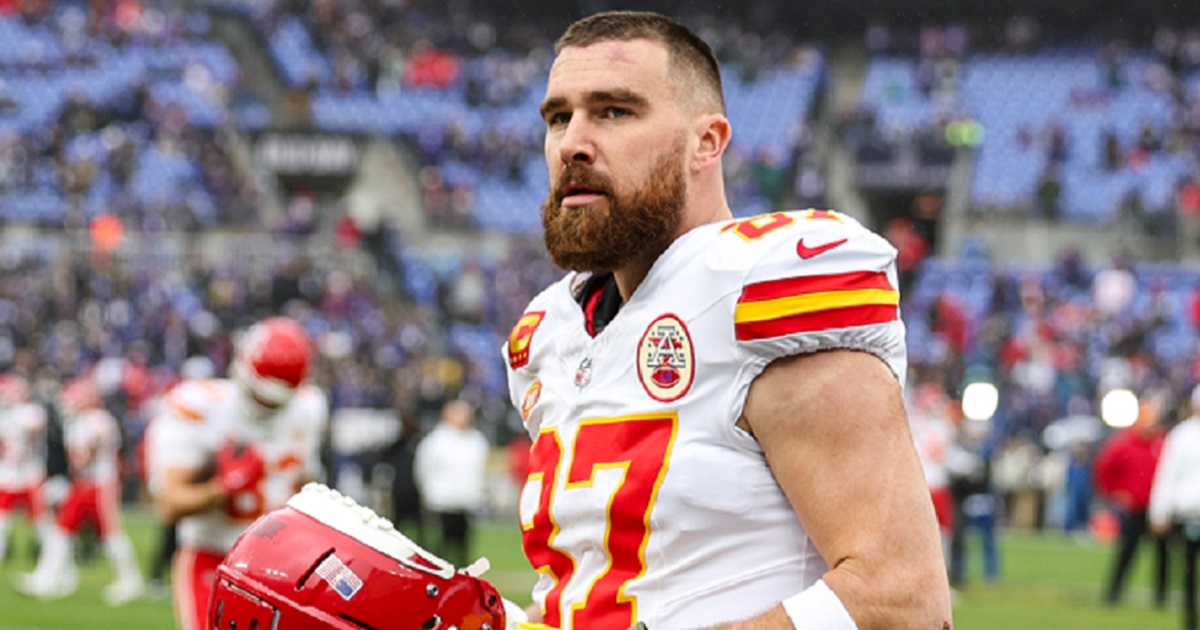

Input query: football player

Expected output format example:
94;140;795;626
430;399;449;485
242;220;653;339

504;11;952;629
17;376;145;605
0;374;49;570
145;317;328;630
907;383;959;569
207;482;509;630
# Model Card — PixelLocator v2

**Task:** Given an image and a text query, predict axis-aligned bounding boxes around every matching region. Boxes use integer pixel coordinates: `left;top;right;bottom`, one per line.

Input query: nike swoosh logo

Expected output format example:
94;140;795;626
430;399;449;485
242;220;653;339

796;237;848;259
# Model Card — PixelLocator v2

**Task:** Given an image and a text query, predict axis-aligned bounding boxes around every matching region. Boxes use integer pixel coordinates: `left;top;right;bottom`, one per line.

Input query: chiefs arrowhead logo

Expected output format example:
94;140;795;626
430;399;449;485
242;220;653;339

796;237;848;260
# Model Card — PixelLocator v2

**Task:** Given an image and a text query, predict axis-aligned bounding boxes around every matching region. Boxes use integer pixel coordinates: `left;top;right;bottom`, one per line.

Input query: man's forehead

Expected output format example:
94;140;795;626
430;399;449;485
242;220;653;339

547;39;670;89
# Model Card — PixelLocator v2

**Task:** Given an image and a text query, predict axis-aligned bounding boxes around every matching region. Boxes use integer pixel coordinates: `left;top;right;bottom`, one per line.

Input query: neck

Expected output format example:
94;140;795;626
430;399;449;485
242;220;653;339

613;259;654;303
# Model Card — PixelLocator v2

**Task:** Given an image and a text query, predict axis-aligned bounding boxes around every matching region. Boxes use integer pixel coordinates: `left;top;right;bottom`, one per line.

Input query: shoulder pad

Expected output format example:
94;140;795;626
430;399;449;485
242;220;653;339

706;210;874;272
734;211;899;342
164;378;233;423
721;210;907;381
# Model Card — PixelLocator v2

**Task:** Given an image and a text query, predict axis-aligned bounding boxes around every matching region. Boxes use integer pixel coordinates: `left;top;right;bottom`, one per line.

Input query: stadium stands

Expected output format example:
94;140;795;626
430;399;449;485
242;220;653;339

0;3;267;226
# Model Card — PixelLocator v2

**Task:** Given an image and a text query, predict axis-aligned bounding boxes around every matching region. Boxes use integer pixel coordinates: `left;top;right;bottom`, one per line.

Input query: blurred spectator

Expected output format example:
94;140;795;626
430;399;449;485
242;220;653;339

1040;398;1104;535
1063;442;1096;534
1093;259;1137;317
947;415;999;586
1034;166;1062;221
413;398;489;568
993;433;1043;529
1150;385;1200;630
1178;176;1200;247
886;216;929;295
1093;390;1170;607
383;413;425;547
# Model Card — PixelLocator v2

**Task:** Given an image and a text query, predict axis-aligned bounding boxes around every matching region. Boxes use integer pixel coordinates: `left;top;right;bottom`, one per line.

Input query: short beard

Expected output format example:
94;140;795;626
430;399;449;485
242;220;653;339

541;137;686;274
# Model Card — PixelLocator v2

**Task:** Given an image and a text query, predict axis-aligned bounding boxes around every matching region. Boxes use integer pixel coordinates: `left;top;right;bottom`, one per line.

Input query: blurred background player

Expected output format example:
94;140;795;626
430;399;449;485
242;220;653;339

16;376;145;605
141;356;217;600
907;382;958;573
0;374;49;570
413;398;489;568
146;316;328;630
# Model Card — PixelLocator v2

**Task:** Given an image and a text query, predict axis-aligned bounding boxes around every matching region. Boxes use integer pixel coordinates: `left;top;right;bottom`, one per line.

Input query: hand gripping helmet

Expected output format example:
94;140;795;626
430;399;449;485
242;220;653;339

209;484;507;630
231;317;313;408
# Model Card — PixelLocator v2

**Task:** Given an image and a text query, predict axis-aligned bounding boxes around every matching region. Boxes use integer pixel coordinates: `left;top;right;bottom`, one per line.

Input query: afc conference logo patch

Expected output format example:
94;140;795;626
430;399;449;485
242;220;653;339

637;314;695;403
508;311;545;369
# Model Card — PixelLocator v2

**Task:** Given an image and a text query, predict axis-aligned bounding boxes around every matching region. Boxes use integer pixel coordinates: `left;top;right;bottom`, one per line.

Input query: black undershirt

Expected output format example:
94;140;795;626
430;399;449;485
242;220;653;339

574;273;623;337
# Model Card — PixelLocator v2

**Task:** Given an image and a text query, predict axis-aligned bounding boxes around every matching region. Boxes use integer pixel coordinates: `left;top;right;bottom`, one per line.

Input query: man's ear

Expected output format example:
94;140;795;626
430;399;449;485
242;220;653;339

692;114;732;172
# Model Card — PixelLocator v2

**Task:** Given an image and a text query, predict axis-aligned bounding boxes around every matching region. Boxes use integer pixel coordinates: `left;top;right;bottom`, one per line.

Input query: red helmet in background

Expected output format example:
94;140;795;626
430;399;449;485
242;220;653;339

59;377;102;416
231;317;313;407
209;484;506;630
0;374;29;406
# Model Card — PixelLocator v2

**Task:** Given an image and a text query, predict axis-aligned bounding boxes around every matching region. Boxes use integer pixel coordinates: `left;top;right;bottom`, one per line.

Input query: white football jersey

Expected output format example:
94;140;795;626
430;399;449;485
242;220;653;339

0;403;48;490
505;210;906;629
64;408;121;485
146;378;328;553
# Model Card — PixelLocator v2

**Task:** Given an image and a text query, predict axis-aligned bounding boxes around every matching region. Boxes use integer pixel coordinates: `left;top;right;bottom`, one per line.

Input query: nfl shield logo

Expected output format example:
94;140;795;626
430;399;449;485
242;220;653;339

574;357;593;389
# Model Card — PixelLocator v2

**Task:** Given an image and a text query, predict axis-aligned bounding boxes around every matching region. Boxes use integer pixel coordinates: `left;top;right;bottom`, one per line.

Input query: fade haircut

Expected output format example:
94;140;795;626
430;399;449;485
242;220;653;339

555;10;726;115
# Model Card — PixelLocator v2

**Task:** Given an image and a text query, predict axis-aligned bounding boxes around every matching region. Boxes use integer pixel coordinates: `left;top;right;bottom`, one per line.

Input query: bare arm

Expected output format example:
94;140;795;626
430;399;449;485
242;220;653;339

153;465;227;525
715;349;952;630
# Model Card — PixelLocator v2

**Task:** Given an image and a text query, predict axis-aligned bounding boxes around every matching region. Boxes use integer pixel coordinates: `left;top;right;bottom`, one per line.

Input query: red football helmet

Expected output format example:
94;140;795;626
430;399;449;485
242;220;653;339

0;374;29;406
209;484;506;630
231;317;313;407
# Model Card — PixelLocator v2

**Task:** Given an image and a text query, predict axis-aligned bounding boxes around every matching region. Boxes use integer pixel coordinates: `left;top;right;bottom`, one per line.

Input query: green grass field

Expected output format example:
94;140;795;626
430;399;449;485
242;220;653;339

0;510;1183;629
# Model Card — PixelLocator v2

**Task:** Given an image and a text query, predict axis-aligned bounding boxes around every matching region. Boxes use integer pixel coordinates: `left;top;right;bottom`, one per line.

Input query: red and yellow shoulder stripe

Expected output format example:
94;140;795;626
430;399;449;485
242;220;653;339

735;270;899;341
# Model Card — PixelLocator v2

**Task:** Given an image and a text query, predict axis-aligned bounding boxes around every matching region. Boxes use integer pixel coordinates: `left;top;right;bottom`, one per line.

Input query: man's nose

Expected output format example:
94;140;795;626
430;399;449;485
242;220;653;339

557;116;596;165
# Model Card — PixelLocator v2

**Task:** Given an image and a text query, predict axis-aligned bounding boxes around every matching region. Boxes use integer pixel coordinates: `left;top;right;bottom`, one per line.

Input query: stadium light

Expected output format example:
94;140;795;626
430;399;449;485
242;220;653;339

961;381;999;422
1100;388;1139;428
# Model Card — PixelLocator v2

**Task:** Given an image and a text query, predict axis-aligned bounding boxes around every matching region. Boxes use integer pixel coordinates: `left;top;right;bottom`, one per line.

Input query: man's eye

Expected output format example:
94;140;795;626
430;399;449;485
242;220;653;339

547;112;570;126
602;107;631;119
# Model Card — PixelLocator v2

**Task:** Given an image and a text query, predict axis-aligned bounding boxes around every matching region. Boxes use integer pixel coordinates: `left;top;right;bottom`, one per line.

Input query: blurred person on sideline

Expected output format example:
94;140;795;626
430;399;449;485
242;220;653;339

413;398;489;568
503;10;950;628
992;432;1043;529
16;377;145;606
908;383;958;574
0;374;49;569
1040;396;1102;534
947;414;999;586
1149;384;1200;629
383;413;426;545
1094;389;1169;607
145;318;328;630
